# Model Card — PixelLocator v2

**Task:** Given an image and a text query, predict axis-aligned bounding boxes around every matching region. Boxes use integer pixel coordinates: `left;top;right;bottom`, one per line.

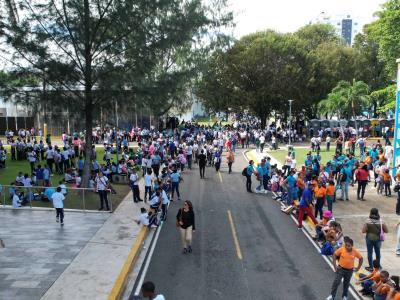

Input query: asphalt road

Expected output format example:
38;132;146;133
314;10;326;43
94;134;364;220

130;149;355;300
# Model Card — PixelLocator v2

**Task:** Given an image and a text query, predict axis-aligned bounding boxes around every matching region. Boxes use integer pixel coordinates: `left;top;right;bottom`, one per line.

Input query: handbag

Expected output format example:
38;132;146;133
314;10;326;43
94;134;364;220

176;208;183;228
379;219;385;241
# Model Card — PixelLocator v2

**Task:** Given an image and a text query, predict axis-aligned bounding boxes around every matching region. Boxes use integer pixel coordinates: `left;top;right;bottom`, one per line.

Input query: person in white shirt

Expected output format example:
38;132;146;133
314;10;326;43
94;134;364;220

51;187;65;225
144;169;153;202
12;193;21;208
135;207;150;226
95;172;110;211
129;169;142;202
259;135;265;153
141;281;165;300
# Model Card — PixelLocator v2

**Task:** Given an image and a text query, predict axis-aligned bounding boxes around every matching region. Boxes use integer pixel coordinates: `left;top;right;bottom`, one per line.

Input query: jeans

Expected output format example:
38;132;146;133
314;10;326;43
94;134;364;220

287;186;294;205
171;182;180;199
98;190;109;210
357;180;367;199
330;267;353;299
366;238;381;268
56;208;64;223
187;155;192;169
326;195;334;212
315;197;324;219
263;174;269;190
199;164;205;178
340;182;349;200
131;185;141;202
144;186;152;201
246;175;252;191
384;182;391;196
256;180;263;191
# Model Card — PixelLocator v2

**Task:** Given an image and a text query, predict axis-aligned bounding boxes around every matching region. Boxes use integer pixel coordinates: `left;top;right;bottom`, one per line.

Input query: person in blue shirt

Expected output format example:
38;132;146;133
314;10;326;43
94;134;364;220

245;160;254;193
255;163;264;193
170;168;182;201
297;183;318;229
284;170;297;205
338;165;352;201
262;158;271;192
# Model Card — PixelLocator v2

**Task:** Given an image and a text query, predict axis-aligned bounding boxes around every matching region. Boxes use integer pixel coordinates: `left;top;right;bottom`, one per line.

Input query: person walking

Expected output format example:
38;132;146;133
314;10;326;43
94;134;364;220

51;186;65;226
297;183;318;229
198;149;207;179
355;164;369;200
176;200;195;254
95;172;110;211
129;168;142;203
326;236;363;300
362;208;388;271
226;149;235;174
214;150;221;172
170;168;182;201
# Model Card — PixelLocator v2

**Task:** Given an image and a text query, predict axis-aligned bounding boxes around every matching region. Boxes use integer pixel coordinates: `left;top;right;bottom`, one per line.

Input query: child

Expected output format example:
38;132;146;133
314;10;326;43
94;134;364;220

58;180;67;195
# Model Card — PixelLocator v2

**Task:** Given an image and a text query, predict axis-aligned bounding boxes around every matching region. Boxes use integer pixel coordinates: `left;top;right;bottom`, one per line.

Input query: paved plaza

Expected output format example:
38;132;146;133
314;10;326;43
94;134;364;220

0;209;109;300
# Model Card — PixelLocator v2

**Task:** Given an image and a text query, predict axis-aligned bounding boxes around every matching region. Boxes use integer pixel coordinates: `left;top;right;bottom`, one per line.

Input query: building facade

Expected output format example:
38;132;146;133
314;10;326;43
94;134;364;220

311;12;360;45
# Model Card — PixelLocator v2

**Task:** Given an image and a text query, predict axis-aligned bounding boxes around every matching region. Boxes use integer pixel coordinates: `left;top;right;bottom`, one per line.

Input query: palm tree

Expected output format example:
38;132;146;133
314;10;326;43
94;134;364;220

318;79;370;125
332;79;370;122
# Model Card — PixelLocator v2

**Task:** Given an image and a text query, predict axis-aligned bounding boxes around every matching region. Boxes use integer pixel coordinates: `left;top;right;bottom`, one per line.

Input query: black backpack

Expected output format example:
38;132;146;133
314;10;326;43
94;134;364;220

242;167;248;176
340;171;347;183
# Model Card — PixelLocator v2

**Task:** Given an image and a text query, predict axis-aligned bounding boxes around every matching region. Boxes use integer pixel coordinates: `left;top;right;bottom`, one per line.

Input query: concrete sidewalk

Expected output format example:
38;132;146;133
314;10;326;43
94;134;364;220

40;190;146;300
247;148;400;280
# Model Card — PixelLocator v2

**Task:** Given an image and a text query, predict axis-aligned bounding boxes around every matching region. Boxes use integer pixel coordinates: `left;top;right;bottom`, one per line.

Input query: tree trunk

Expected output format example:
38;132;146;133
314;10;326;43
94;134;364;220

81;0;93;188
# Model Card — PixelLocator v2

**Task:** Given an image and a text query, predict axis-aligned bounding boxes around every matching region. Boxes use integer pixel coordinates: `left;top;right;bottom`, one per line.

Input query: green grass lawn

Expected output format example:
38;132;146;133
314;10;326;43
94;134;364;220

0;146;132;210
267;147;362;166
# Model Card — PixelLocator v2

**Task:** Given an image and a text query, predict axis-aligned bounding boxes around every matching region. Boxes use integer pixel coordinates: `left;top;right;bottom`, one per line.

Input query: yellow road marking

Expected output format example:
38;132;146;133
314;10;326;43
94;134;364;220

227;210;243;260
108;226;148;300
218;171;223;183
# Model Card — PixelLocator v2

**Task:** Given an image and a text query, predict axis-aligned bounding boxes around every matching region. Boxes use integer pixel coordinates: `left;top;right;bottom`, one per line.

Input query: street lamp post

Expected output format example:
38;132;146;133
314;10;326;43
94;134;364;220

392;58;400;175
288;99;294;146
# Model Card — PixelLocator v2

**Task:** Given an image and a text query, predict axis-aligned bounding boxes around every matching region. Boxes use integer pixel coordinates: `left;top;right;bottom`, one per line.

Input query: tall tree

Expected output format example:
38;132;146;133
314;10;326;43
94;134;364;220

197;31;309;128
1;0;232;186
369;0;400;77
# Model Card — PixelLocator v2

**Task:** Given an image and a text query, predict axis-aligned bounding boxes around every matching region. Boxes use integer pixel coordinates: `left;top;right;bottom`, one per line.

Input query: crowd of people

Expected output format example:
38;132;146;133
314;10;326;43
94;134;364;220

2;119;400;299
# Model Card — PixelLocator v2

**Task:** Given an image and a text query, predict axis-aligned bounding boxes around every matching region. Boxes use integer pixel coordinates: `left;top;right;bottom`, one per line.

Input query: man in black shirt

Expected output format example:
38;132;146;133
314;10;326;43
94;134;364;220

198;149;207;179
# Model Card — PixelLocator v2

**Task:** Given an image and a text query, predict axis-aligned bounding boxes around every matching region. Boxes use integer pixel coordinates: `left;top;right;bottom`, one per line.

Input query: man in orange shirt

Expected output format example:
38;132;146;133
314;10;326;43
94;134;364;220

373;270;392;300
326;236;363;300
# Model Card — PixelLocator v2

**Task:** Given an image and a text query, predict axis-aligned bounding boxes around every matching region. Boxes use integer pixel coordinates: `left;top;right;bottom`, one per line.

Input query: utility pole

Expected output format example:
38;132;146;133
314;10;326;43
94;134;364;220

288;99;294;146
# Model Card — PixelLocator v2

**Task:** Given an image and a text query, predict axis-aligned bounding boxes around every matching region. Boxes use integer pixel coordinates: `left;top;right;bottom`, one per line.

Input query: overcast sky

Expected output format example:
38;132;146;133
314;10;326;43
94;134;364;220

228;0;386;37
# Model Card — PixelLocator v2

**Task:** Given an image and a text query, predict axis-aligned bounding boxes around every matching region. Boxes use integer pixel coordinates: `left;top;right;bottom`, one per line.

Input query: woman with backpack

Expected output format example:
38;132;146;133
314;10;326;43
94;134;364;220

362;208;389;271
176;200;195;254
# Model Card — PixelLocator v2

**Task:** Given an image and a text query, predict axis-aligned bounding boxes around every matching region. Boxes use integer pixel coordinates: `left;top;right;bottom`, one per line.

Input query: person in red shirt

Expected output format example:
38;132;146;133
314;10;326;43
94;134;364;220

355;164;369;200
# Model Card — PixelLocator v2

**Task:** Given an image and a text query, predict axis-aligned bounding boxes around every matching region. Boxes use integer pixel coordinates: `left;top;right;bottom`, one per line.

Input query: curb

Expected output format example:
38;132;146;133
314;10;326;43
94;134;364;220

108;226;149;300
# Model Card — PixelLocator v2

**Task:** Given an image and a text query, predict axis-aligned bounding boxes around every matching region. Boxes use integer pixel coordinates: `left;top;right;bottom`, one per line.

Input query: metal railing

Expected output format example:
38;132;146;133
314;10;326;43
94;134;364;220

0;184;113;212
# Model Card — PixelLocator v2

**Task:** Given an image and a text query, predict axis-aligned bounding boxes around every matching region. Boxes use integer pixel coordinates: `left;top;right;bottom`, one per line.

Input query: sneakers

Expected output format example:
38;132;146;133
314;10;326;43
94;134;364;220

56;218;59;223
182;248;188;254
342;296;347;300
61;222;64;226
325;295;333;300
188;246;192;253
